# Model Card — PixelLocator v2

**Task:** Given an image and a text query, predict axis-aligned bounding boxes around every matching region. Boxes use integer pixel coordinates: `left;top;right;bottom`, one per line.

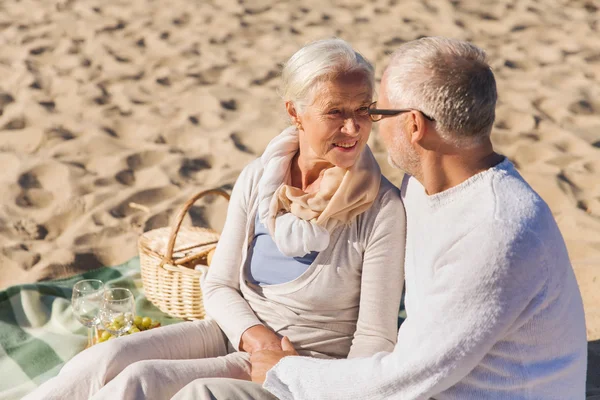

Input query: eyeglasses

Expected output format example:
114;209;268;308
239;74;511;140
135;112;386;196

367;101;435;122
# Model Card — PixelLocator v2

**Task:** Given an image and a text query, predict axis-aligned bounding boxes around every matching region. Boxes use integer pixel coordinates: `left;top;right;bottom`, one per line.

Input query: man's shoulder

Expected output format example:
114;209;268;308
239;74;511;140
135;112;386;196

461;164;568;270
489;163;557;236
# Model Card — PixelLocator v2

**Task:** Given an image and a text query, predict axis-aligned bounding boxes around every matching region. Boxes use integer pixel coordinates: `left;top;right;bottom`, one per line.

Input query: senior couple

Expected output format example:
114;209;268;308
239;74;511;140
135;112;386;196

27;37;587;400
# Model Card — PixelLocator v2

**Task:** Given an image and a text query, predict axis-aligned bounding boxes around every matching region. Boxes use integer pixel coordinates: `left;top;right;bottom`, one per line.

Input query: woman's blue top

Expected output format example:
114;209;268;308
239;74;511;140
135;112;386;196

246;214;318;286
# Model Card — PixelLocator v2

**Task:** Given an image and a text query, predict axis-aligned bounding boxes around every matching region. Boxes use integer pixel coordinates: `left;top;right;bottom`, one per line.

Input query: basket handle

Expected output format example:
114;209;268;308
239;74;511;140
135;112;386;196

163;189;231;265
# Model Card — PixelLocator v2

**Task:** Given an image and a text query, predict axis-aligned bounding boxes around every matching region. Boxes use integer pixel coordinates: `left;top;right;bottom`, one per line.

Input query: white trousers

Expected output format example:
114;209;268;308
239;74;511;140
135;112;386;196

23;319;251;400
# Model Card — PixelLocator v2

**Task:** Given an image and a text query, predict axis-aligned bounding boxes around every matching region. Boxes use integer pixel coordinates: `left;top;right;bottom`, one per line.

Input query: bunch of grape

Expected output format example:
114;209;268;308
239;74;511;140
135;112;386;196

97;315;161;343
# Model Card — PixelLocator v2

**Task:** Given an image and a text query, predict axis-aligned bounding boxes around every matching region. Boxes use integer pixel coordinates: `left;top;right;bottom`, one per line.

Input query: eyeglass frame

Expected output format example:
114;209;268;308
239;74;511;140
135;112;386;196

367;101;435;122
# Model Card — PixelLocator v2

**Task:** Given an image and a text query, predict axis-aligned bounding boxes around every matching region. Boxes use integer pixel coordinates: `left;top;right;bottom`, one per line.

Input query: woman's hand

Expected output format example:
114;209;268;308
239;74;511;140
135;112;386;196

251;337;298;384
239;325;283;354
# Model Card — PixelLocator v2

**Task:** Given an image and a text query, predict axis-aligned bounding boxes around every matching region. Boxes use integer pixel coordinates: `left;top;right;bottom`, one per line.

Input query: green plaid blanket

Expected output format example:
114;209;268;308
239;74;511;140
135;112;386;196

0;257;183;400
0;257;408;400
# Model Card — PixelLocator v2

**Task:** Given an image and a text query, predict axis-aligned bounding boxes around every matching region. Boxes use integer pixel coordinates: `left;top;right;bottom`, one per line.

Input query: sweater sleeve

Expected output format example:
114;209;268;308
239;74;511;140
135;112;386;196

264;222;549;400
347;187;405;358
202;163;263;350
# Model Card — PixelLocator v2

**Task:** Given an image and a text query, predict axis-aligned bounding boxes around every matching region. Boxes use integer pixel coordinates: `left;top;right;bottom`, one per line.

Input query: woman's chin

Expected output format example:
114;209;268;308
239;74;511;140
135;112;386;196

330;152;361;169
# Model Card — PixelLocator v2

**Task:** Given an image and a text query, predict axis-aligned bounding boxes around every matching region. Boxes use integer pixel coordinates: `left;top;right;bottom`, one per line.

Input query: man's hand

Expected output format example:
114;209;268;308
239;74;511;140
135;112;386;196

251;336;298;384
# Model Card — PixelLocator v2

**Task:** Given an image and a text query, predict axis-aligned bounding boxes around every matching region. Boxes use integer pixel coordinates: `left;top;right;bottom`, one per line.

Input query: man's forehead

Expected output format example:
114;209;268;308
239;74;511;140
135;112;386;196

377;74;390;103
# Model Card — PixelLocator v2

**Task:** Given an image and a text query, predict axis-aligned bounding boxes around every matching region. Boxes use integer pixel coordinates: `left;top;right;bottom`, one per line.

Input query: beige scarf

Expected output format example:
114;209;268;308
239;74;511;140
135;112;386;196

259;126;381;257
269;149;381;231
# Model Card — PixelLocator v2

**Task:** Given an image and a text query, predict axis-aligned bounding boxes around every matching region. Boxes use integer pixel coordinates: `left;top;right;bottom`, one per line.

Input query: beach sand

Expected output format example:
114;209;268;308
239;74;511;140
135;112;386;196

0;0;598;393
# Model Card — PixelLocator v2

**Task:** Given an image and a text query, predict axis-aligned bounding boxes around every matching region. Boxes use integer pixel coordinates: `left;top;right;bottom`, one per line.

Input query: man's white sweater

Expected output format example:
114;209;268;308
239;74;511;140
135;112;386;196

264;159;587;399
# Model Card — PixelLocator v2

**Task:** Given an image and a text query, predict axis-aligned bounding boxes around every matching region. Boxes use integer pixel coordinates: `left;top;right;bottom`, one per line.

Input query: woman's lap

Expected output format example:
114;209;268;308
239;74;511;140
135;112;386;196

23;319;232;400
90;353;251;400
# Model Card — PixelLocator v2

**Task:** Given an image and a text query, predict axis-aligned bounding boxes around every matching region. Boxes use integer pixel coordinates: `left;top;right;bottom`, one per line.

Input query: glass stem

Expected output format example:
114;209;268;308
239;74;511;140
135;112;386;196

87;326;94;347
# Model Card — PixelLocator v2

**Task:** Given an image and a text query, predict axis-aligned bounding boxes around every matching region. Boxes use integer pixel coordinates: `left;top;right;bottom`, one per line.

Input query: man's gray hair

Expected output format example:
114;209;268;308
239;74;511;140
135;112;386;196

281;38;374;112
385;37;497;145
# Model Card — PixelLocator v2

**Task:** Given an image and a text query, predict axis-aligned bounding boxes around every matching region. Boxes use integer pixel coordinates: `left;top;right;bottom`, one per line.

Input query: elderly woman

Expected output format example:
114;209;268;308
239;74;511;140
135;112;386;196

24;38;405;400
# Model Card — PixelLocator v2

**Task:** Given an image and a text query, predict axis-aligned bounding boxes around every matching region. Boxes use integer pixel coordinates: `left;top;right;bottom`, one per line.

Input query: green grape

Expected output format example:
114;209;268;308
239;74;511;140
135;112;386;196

113;319;123;329
141;317;152;329
101;331;112;341
107;335;116;340
150;320;160;328
134;316;143;328
113;313;125;323
128;325;141;334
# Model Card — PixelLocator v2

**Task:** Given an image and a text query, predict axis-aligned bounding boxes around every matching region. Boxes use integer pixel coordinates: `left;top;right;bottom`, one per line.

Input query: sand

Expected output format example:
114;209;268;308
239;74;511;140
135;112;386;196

0;0;599;392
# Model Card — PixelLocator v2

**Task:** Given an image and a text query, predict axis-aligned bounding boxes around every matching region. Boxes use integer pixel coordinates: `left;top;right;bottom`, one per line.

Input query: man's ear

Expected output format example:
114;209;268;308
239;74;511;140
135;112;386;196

408;110;427;144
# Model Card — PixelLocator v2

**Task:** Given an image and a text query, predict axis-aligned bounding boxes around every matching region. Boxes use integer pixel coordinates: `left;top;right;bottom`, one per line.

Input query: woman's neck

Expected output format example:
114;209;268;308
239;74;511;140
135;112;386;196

290;152;333;192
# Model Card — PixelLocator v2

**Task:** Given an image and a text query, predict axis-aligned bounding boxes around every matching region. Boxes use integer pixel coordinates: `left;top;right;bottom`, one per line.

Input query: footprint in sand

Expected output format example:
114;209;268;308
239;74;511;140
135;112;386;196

568;99;596;116
15;189;54;209
74;226;129;247
126;150;166;171
115;169;135;186
178;157;213;180
1;244;41;270
142;209;172;231
11;219;48;241
230;133;254;155
115;150;169;187
45;126;77;142
14;162;70;209
110;186;179;219
0;91;15;116
2;116;27;130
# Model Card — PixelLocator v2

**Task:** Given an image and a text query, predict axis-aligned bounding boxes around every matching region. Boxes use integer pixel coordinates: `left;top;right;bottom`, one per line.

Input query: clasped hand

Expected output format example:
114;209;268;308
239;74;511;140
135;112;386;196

250;336;298;384
240;325;299;384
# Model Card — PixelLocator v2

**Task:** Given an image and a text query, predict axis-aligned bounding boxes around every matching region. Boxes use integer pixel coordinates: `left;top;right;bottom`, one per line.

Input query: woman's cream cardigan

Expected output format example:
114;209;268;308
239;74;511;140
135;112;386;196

203;158;406;359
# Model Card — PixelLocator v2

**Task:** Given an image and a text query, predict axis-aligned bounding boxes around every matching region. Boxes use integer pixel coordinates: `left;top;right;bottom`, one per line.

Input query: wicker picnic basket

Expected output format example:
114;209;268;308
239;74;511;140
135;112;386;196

138;189;230;320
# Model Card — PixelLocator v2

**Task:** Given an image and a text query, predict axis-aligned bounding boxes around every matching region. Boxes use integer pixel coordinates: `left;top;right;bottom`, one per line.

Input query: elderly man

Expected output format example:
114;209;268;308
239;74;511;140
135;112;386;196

174;37;587;400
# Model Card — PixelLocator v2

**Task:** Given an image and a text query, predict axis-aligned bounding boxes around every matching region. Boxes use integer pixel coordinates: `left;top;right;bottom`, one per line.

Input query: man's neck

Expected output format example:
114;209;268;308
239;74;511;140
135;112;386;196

419;142;504;195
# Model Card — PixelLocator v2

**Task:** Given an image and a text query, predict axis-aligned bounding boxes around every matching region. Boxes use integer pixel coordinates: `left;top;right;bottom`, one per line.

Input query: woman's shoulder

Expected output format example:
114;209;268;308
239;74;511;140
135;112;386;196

240;158;264;177
235;158;264;188
355;174;404;224
354;175;405;246
374;175;404;210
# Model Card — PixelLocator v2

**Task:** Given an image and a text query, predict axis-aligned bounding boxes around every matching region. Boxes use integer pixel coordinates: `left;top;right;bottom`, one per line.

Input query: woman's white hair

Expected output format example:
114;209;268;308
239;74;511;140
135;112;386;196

281;38;374;112
385;37;497;147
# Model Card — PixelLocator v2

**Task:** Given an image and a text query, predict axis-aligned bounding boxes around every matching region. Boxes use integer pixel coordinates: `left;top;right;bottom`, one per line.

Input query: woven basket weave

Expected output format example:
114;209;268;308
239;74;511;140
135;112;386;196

138;189;230;320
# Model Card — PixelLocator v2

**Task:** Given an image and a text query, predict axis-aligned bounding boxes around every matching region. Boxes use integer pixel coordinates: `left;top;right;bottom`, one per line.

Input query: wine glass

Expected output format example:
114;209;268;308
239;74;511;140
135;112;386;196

71;279;104;347
99;288;135;337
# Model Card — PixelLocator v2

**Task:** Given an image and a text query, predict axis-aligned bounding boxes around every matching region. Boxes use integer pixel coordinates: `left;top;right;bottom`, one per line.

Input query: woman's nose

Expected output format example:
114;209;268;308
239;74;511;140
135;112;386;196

341;117;360;135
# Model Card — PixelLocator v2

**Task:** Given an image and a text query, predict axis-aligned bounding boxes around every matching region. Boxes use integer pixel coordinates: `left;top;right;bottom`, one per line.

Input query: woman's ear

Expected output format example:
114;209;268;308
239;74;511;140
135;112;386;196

286;101;299;121
285;101;303;130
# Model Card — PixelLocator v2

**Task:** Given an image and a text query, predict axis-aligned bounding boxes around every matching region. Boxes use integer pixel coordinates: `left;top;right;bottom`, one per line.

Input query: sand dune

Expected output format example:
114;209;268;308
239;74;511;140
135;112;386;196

0;0;598;348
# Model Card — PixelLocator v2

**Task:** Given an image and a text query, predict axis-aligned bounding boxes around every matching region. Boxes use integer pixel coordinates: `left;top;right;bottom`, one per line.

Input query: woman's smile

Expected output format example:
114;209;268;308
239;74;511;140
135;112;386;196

332;140;359;152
